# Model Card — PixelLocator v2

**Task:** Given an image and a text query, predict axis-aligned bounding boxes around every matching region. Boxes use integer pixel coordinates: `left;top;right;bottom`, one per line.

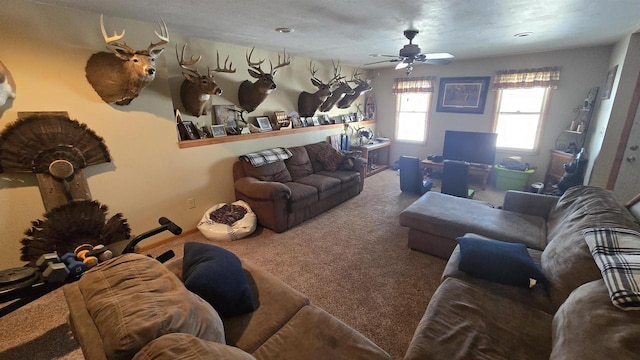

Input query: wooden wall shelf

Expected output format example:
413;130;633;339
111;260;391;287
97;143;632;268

178;120;376;149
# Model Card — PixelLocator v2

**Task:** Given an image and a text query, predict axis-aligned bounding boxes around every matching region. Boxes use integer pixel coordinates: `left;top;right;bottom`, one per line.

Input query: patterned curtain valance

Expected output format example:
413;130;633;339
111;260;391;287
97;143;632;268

392;76;436;94
492;67;561;90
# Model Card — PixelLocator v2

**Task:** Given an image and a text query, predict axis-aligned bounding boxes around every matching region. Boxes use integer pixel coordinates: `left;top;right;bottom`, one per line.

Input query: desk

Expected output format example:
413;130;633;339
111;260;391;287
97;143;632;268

421;159;492;190
352;141;391;177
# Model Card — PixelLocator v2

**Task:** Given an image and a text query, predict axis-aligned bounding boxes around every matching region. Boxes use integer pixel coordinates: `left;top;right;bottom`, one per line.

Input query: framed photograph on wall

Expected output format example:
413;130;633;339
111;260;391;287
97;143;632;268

211;124;227;138
436;76;491;114
602;65;617;99
256;116;272;131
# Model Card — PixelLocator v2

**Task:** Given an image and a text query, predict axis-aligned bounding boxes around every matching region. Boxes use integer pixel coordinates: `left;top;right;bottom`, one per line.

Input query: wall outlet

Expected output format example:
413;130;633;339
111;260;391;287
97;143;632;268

187;197;196;209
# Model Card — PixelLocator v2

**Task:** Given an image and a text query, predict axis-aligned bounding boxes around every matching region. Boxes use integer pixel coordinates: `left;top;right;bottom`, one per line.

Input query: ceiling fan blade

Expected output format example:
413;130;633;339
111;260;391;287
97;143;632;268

364;59;401;66
425;58;453;65
395;62;409;70
424;52;454;60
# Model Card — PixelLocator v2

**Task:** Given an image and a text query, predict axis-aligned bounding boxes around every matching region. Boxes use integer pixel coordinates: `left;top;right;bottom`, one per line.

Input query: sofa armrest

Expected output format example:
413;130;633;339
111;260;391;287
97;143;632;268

234;177;291;200
502;190;558;219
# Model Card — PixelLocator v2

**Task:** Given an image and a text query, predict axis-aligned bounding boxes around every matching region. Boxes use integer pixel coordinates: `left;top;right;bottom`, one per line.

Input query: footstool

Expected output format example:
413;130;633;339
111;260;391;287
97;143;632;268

399;192;547;259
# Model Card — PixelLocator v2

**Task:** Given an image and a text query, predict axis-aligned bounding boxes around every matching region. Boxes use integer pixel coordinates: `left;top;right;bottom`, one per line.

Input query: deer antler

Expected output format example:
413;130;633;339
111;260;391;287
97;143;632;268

331;59;345;83
176;43;202;77
269;49;291;75
100;14;135;56
147;18;169;52
214;51;236;73
246;47;266;75
309;61;319;80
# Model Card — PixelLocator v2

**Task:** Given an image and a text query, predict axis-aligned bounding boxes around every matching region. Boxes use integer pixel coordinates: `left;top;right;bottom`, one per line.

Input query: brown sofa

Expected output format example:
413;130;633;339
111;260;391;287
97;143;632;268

233;141;366;233
63;253;390;360
404;186;640;359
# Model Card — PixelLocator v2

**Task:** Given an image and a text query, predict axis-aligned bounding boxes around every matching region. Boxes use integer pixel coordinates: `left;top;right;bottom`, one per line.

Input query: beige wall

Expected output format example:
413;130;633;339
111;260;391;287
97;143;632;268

0;1;361;268
371;46;612;185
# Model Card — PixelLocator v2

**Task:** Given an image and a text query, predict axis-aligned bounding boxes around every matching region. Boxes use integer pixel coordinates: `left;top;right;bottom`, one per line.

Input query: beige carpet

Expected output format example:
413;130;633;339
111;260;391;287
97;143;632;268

0;169;506;360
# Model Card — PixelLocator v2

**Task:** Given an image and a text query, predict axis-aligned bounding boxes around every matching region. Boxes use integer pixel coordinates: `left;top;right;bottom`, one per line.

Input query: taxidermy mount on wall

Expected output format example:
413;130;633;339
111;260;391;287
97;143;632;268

297;61;340;117
85;15;169;105
319;60;354;112
0;60;16;107
337;70;374;109
176;43;235;117
237;47;291;113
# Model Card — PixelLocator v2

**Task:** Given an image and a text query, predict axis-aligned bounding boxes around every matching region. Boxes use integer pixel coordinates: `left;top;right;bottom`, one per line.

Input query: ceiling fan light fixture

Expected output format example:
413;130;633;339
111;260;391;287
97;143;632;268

395;62;409;70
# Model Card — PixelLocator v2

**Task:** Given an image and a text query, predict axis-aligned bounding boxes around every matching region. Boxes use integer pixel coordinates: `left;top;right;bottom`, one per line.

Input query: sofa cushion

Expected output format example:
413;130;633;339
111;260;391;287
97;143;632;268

542;186;640;309
285;146;314;180
183;242;256;317
317;170;360;187
456;236;547;288
316;145;345;171
77;254;225;360
133;333;256;360
241;160;292;183
252;306;391;360
405;277;553;360
285;181;318;212
295;174;342;200
550;279;640;360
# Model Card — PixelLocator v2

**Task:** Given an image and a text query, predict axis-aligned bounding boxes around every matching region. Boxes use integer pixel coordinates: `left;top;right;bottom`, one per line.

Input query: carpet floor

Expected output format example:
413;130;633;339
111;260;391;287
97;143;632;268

0;169;506;359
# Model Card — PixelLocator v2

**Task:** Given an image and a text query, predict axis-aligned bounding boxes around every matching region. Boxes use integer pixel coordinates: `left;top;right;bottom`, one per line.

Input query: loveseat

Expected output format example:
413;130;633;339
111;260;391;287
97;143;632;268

63;245;390;360
233;141;366;233
403;186;640;359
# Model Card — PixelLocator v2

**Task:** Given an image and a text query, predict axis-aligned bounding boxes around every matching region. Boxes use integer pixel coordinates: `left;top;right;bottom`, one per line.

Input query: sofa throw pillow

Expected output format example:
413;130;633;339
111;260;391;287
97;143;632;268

456;236;547;288
317;146;345;171
183;242;256;317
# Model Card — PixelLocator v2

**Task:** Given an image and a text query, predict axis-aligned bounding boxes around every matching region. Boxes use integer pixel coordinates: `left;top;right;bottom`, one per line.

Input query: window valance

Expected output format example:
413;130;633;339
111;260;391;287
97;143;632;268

392;76;436;94
492;67;561;90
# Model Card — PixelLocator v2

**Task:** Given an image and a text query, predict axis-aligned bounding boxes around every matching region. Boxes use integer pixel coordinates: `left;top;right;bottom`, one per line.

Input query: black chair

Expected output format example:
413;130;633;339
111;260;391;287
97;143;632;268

399;156;432;194
441;160;475;198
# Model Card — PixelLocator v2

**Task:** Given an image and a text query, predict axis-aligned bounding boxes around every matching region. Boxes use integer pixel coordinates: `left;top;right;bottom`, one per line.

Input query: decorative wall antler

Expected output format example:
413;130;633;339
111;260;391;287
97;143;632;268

85;14;169;105
237;47;291;113
298;60;339;117
176;43;235;117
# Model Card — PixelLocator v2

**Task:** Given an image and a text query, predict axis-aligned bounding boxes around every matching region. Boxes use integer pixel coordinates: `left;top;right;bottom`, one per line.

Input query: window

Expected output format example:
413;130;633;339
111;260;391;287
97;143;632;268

392;76;434;143
493;87;549;151
396;92;430;142
491;67;560;152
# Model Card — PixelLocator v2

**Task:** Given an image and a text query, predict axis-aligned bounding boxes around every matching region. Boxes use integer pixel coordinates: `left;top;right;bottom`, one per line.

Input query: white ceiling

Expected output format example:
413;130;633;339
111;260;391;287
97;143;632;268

32;0;640;69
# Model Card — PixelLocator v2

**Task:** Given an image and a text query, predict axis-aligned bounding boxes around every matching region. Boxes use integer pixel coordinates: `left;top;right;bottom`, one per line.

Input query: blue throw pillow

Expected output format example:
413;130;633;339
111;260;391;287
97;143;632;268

182;242;255;317
456;237;547;288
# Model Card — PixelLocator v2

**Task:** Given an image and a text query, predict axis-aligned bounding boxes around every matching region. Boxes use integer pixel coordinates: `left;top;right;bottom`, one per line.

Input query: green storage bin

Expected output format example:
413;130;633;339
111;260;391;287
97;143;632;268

495;165;535;191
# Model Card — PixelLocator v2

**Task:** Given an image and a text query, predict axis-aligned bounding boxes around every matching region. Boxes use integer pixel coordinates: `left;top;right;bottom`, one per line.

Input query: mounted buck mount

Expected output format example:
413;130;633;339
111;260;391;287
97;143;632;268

337;70;374;109
319;60;354;113
85;14;169;105
297;61;340;117
237;47;291;113
176;43;235;117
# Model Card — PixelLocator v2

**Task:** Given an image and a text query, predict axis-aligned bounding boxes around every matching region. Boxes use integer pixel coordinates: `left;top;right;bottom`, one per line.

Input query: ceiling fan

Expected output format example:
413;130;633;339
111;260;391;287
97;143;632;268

366;29;454;75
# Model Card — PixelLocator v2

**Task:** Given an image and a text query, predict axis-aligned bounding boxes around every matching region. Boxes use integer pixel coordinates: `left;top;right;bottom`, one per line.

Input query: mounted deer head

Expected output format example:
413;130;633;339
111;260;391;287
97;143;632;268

319;60;354;112
0;60;16;107
297;61;340;117
176;43;235;117
237;47;291;113
337;69;374;109
85;14;169;105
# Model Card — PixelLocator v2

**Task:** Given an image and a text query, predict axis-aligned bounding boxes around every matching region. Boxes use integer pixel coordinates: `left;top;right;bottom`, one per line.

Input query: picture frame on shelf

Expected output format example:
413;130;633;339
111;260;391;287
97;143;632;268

256;116;272;131
211;124;227;138
312;117;320;126
436;76;490;114
333;116;342;124
180;121;201;140
319;114;331;125
602;65;617;99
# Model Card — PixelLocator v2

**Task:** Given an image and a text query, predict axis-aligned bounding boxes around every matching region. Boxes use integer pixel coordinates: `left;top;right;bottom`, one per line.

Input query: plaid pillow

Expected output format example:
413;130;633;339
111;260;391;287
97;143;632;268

583;227;640;310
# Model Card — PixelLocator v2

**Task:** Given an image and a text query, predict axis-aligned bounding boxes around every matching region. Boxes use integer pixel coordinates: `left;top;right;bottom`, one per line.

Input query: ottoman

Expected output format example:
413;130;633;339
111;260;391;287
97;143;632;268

399;192;547;259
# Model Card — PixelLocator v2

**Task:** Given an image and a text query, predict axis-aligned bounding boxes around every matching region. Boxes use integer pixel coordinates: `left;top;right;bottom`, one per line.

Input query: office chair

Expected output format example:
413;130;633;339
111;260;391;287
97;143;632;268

399;156;432;194
441;160;475;198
